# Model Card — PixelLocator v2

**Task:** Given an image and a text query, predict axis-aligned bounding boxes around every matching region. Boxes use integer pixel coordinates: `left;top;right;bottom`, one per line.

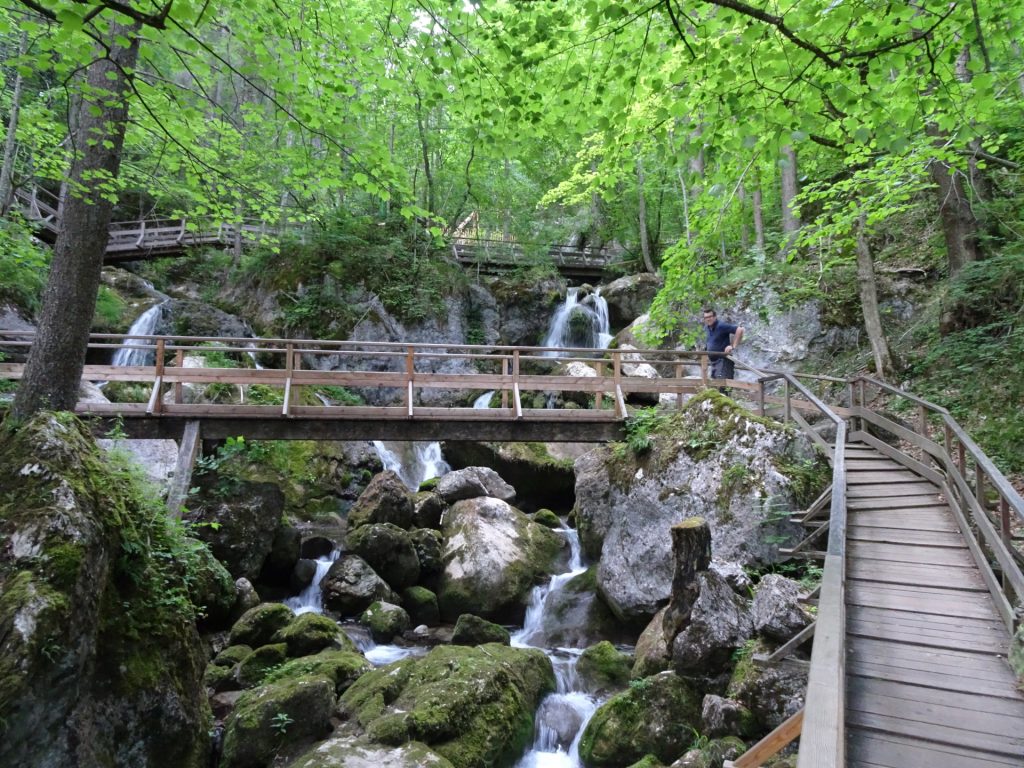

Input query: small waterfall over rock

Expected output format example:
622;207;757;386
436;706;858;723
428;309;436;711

284;550;340;615
542;288;612;356
473;390;495;409
372;441;450;490
514;525;599;768
112;302;166;367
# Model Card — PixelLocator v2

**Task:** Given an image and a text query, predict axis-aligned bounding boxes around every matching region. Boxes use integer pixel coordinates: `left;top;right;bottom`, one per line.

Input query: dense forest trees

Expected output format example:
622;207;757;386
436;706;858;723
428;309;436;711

1;0;1023;415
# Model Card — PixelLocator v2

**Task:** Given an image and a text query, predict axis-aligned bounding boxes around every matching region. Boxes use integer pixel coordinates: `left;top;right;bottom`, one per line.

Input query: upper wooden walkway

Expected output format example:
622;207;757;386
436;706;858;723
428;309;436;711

13;187;614;278
2;333;1023;765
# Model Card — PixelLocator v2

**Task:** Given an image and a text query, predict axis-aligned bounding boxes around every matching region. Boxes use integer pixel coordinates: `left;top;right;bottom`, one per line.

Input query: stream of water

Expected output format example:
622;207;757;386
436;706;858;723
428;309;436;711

111;301;167;367
541;288;612;356
372;440;450;490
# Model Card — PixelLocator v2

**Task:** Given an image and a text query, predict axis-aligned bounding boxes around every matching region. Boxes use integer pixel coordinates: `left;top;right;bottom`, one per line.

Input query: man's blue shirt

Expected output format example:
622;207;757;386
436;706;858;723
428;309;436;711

706;320;738;355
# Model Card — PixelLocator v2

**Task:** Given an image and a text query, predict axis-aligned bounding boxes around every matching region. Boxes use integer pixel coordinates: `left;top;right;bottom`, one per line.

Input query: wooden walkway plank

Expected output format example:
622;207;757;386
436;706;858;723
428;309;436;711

846;496;946;511
847;482;944;497
848;729;1024;768
846;707;1024;755
847;582;1002;619
847;525;966;547
849;675;1024;718
847;541;975;568
847;470;931;484
847;558;987;590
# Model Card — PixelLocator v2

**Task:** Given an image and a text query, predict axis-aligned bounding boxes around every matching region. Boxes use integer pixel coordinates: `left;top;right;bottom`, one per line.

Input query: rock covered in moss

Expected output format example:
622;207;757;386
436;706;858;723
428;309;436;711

347;471;413;532
347;522;421;589
671;570;753;674
726;645;806;730
360;600;410;642
260;522;301;585
235;642;288;688
213;644;254;668
220;675;336;768
627;756;665;768
701;694;757;738
291;737;455;767
579;671;702;767
321;554;398;616
232;577;261;620
451;613;511;646
339;643;555;767
574;391;820;625
185;479;286;580
668;736;746;768
410;528;444;578
436;497;564;622
187;541;237;629
436;466;516;504
0;413;209;768
264;649;372;695
533;508;562;528
229;602;295;647
577;641;632;695
402;586;440;626
273;611;355;657
413;491;448;529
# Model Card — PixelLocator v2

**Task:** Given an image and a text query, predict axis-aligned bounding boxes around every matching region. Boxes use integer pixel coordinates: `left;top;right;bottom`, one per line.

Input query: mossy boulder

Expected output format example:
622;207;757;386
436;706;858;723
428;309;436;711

187;539;237;629
235;643;288;688
443;443;576;511
339;643;555;767
402;586;440;626
632;607;671;679
413;491;447;529
291;737;455;767
213;644;254;668
204;662;237;693
577;641;632;695
0;413;209;768
436;496;565;623
264;649;372;695
259;522;301;585
347;522;421;589
626;756;664;768
360;600;411;642
229;602;295;647
410;527;444;579
220;675;336;768
451;613;511;646
532;508;562;528
347;470;414;532
579;671;702;767
321;554;398;617
273;611;355;657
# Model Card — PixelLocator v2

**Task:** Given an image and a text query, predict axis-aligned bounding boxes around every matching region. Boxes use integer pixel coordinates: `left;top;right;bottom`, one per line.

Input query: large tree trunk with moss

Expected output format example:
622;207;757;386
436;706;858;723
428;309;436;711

780;145;800;250
926;125;982;276
0;30;27;214
12;29;140;420
637;153;655;273
855;215;895;378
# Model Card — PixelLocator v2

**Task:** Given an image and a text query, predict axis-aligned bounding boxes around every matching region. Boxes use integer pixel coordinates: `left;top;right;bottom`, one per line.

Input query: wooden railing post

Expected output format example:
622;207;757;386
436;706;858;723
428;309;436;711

674;361;684;410
290;347;302;411
975;462;986;510
501;356;509;409
595;360;605;410
135;219;146;247
283;342;294;416
174;348;184;404
612;350;626;418
700;354;708;388
1000;496;1012;594
406;345;415;418
783;379;792;423
512;349;522;419
758;379;766;416
918;404;929;464
149;338;165;415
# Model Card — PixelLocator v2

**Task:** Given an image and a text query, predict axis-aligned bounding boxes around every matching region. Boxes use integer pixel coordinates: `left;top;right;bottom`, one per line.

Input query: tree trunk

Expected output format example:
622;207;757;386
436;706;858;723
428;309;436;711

414;92;434;215
780;145;800;248
637;153;655;272
752;182;765;253
662;518;712;643
0;30;28;214
12;28;141;420
855;214;895;378
738;183;749;252
926;126;981;275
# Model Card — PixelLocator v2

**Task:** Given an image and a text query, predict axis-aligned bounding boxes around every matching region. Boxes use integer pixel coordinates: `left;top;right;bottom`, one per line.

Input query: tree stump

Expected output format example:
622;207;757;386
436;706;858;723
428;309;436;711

662;517;712;644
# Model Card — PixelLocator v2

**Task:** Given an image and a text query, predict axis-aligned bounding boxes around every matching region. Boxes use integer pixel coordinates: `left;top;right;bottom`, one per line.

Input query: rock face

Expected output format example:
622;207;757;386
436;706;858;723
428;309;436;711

573;391;820;625
751;574;812;640
186;480;286;580
443;443;576;512
579;671;702;767
528;568;633;649
436;496;564;622
436;466;516;504
347;522;421;589
158;298;254;339
601;273;663;332
0;414;209;768
346;471;414;532
291;738;455;768
670;570;754;673
338;643;555;768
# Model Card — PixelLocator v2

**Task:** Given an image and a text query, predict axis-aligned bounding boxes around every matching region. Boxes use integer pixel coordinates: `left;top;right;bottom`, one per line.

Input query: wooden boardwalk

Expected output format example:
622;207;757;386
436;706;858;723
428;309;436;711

844;442;1024;767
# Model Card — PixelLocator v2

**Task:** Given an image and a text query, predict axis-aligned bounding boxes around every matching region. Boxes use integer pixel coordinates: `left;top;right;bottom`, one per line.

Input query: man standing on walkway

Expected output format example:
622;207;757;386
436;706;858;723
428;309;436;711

703;308;744;384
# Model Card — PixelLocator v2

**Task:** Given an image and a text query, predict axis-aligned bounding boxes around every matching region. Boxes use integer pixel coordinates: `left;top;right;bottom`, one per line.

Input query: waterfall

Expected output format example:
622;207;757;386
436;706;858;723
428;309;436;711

542;288;612;357
473;390;495;409
372;440;450;491
283;550;340;615
514;525;599;768
111;302;166;367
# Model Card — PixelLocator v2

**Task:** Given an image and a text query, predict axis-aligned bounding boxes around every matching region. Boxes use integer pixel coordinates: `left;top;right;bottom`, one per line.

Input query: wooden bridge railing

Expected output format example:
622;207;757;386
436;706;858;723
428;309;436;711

848;376;1024;631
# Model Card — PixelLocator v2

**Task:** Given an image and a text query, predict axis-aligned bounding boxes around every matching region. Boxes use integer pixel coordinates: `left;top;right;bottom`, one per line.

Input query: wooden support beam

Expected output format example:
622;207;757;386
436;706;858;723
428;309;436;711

755;622;816;666
166;420;201;520
724;709;804;768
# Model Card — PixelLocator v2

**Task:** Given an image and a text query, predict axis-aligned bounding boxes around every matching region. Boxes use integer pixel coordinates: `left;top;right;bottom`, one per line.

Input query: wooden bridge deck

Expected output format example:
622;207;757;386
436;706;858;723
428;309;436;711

844;442;1024;767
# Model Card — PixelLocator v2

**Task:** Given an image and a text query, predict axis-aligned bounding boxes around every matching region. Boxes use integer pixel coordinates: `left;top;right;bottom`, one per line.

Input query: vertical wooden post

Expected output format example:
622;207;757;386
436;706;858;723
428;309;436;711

674;362;683;410
957;439;966;476
174;348;184;404
944;424;953;463
406;345;415;418
595;360;605;410
918;404;929;464
290;347;302;411
757;379;766;416
999;496;1012;593
165;420;201;520
975;463;986;512
612;350;625;418
501;357;509;409
151;338;165;415
700;354;708;388
512;349;522;419
784;379;791;423
283;342;294;416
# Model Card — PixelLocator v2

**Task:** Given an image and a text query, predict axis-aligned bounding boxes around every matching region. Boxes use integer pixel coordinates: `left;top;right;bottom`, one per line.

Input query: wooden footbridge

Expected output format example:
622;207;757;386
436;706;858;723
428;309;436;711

2;332;1022;766
14;187;614;279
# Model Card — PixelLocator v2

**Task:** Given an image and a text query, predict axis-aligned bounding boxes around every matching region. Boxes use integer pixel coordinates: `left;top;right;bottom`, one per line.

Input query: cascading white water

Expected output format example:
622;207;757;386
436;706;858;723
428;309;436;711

372;440;450;490
343;623;427;665
473;391;495;409
514;525;600;768
541;288;612;357
284;550;340;615
111;302;166;367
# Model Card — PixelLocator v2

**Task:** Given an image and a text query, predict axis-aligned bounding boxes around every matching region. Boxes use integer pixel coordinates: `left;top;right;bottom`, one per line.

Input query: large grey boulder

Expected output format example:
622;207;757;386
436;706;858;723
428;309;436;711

158;298;254;339
752;574;813;641
601;273;663;331
347;522;421;589
436;466;516;504
436;497;564;622
321;555;398;617
524;568;633;649
291;738;455;768
727;648;807;730
574;391;819;625
671;569;754;673
346;471;414;532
